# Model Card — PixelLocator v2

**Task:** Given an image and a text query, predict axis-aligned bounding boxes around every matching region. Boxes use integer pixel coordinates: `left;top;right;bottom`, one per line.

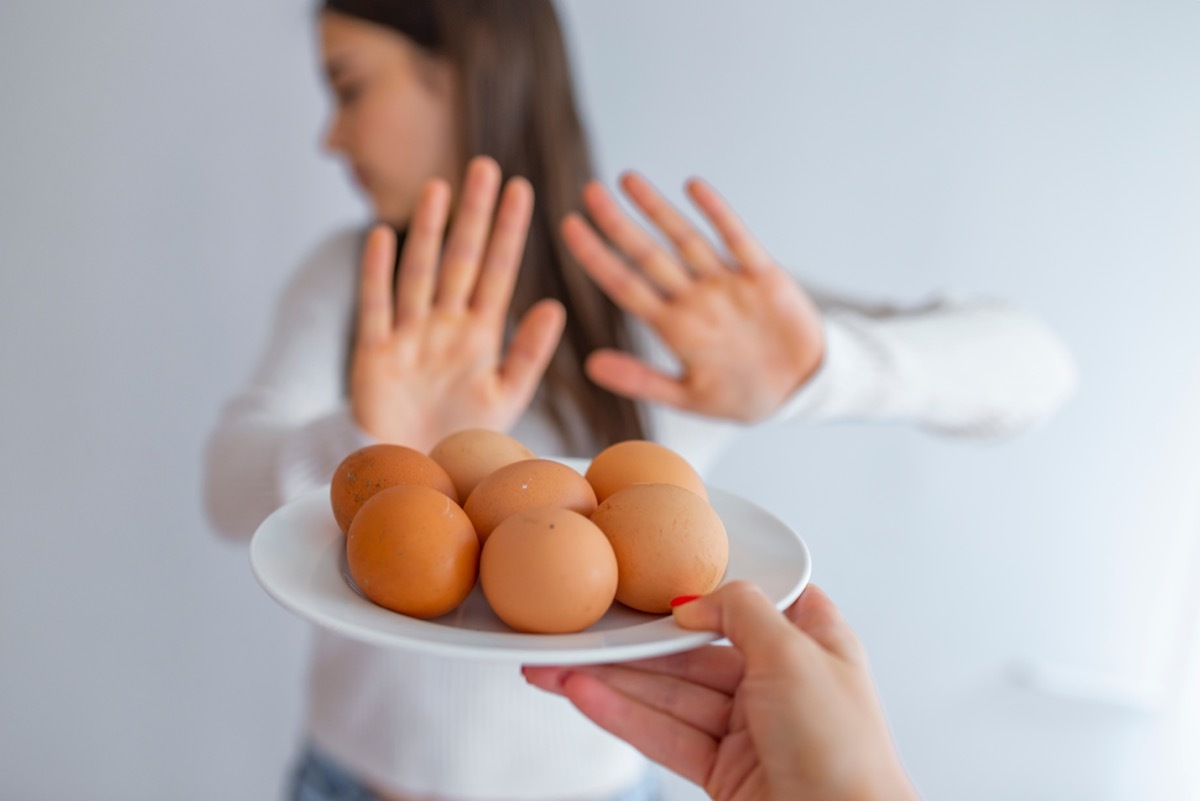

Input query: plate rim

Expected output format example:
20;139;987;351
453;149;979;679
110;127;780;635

250;462;812;665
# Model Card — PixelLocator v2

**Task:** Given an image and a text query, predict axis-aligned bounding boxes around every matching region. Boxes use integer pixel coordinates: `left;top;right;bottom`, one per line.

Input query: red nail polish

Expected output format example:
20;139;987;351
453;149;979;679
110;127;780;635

670;594;701;608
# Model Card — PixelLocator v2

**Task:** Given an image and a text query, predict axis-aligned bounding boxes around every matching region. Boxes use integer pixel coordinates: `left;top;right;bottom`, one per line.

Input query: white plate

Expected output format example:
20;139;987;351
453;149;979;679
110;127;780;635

250;458;811;665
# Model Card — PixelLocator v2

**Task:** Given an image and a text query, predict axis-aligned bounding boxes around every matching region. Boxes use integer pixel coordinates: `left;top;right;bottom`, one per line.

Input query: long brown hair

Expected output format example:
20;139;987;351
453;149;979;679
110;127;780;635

326;0;647;452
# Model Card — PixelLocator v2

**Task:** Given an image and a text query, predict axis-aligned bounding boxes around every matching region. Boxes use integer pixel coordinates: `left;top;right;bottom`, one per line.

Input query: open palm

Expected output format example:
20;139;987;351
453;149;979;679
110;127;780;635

562;173;825;422
350;157;565;452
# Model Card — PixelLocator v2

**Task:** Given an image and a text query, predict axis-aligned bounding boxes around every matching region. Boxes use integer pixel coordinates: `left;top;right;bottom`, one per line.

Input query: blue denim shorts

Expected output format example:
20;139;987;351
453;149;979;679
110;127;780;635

288;745;662;801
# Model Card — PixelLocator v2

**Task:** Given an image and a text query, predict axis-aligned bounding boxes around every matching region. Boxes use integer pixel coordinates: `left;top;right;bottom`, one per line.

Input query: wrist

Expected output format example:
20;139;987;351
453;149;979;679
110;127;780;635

351;407;438;454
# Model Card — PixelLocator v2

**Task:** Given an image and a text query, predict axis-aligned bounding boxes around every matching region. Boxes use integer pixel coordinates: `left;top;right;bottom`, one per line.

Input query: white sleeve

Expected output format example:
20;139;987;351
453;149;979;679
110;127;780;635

766;289;1078;438
202;229;375;541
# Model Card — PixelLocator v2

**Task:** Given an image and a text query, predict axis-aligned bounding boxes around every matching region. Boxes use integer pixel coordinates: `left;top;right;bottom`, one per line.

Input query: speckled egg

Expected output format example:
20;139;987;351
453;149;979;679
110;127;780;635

428;428;536;502
464;459;597;545
330;444;457;534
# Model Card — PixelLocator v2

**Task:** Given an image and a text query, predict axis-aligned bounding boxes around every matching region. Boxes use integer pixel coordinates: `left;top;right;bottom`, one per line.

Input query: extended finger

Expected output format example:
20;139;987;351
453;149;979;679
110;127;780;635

584;349;689;410
559;670;719;788
571;664;733;739
499;298;566;404
525;645;743;698
562;214;663;321
437;156;502;311
686;178;773;274
612;645;745;696
620;172;725;276
582;181;694;296
395;180;451;326
357;224;396;347
471;176;535;319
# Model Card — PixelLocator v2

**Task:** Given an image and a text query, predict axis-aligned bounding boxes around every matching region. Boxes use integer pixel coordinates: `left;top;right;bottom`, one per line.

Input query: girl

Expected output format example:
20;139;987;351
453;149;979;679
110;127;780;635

205;2;1076;799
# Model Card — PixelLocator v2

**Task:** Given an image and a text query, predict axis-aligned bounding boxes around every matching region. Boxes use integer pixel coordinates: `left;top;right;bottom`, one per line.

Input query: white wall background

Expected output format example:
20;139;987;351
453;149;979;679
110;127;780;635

1;1;1197;800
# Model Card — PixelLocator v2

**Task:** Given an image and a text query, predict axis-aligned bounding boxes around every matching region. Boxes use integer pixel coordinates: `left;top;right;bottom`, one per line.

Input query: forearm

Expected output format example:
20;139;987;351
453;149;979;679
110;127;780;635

203;400;371;541
771;298;1078;438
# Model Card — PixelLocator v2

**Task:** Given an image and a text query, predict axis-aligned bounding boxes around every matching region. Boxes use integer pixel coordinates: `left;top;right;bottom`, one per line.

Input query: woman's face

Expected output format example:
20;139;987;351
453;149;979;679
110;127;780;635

320;11;459;227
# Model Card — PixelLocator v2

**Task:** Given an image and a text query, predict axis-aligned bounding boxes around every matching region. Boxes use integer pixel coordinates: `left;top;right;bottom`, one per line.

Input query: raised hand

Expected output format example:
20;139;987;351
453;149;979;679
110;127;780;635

349;156;566;452
562;173;825;422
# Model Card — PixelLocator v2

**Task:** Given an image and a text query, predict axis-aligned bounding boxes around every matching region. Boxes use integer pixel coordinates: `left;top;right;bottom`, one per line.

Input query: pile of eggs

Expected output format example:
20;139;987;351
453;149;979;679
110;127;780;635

330;430;729;634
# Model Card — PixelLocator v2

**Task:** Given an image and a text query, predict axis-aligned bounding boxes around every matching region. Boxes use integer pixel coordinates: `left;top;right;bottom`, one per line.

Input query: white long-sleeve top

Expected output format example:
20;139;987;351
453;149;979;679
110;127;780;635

204;228;1076;800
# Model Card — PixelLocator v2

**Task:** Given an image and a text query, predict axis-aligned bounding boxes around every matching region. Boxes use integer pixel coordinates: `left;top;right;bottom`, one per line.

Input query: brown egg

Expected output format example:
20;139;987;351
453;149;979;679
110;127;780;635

590;483;728;614
428;428;536;502
330;444;457;534
585;440;708;503
464;459;597;545
346;485;479;619
480;507;618;633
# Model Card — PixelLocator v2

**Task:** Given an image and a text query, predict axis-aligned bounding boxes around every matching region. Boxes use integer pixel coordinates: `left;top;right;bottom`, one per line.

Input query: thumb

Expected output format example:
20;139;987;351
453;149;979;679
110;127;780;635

671;581;799;663
500;298;566;400
784;584;866;664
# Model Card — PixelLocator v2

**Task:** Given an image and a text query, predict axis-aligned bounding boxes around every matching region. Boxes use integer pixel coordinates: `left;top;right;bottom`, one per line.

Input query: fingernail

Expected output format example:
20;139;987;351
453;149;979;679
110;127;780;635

670;594;701;608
